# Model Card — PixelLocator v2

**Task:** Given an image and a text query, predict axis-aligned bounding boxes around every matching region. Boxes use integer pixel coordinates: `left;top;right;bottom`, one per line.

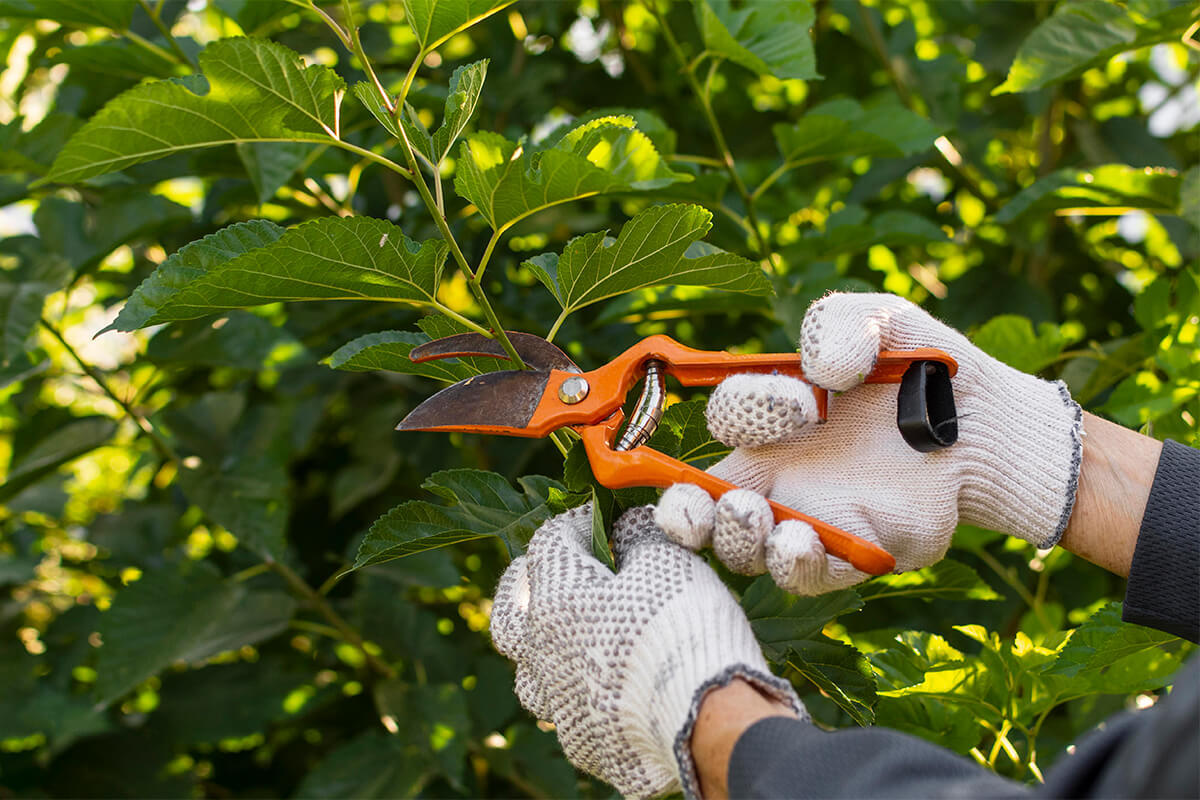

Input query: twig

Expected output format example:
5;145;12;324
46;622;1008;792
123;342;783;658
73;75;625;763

40;317;177;462
268;559;395;678
136;0;197;69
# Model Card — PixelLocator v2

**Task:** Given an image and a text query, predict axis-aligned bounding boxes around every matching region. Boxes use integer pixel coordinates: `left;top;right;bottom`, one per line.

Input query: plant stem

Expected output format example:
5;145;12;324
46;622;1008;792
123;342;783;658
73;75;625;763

651;4;772;262
332;140;413;180
121;28;182;66
40;317;177;462
268;559;395;678
340;0;393;112
232;563;272;582
432;302;492;336
288;619;347;641
136;0;197;69
972;545;1052;632
545;309;570;343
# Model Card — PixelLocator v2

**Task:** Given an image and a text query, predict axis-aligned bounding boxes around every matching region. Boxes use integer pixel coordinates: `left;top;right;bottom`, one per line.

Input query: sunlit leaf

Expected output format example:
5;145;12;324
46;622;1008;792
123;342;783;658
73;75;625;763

0;417;116;503
352;470;565;569
995;164;1181;223
524;203;770;319
774;99;939;164
43;38;344;184
858;559;1002;603
454;117;688;231
995;0;1198;94
971;315;1081;374
429;60;488;166
402;0;514;54
326;328;507;380
695;0;819;80
112;217;449;330
1047;602;1190;693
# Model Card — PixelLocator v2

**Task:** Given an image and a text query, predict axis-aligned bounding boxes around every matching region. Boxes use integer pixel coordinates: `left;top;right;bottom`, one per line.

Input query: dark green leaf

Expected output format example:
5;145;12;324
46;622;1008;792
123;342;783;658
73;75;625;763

785;635;877;725
94;561;295;704
0;417;116;503
0;243;71;364
145;311;305;369
237;141;311;202
110;219;284;332
374;680;471;786
0;0;135;28
352;470;564;569
858;559;1002;603
353;82;404;140
113;217;449;330
996;0;1198;94
327;328;506;380
34;192;192;274
773;99;939;164
44;37;345;184
455;117;688;232
590;489;616;571
177;455;290;559
1182;165;1199;230
646;398;729;468
742;577;863;661
294;730;428;798
524;203;771;318
695;0;819;80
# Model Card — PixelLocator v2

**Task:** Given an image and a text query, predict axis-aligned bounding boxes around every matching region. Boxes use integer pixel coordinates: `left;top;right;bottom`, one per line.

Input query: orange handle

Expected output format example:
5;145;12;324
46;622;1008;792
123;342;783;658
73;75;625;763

579;419;896;576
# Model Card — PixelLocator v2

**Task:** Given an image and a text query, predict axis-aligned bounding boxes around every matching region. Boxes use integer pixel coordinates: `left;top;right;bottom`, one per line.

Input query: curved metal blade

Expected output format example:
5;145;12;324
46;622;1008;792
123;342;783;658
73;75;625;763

396;370;552;432
409;332;579;373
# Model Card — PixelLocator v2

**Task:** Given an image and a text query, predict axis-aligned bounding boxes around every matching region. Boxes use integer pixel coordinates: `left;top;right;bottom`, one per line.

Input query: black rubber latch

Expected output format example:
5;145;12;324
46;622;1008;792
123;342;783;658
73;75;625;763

897;360;958;452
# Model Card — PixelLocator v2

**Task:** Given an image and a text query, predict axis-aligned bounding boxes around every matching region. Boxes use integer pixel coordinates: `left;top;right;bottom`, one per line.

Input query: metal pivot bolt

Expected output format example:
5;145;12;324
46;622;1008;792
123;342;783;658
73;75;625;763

557;376;590;404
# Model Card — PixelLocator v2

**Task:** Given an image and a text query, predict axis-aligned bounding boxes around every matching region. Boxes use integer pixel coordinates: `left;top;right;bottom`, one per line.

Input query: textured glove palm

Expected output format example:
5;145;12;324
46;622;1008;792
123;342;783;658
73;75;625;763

654;292;1083;595
490;505;803;798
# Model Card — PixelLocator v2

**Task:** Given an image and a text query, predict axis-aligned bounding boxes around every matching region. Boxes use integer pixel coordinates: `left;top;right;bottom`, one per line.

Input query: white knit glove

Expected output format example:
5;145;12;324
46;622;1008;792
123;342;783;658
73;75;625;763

654;292;1083;596
490;504;804;799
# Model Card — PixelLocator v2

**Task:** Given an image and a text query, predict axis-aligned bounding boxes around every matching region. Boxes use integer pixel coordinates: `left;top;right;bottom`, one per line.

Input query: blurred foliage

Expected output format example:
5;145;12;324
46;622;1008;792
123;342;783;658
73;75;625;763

1;0;1197;796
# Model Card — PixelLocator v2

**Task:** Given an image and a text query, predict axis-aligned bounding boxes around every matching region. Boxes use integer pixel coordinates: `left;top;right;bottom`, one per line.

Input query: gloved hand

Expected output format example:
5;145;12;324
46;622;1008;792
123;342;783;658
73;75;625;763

654;292;1083;596
490;504;804;799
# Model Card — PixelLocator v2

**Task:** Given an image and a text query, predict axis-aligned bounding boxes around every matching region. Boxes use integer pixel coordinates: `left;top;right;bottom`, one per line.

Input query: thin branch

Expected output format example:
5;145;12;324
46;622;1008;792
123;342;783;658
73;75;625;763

40;317;177;462
341;0;394;112
268;559;395;678
120;28;181;66
136;0;197;69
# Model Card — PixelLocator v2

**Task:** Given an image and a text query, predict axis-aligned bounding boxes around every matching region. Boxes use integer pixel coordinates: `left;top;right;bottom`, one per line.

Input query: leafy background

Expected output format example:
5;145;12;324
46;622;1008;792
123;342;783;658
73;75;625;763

1;0;1197;796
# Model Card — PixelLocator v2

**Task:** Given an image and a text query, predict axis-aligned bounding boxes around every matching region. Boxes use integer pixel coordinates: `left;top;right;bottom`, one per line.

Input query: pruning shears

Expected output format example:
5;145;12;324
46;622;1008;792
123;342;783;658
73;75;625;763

397;332;959;576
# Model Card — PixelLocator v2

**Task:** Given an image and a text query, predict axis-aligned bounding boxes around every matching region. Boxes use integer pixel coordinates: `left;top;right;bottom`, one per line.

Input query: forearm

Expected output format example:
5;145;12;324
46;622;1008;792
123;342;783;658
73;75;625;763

690;679;798;800
1058;412;1162;577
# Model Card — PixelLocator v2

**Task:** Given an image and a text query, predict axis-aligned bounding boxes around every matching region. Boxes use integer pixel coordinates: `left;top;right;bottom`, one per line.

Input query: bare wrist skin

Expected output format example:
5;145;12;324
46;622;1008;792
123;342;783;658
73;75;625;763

1059;412;1162;577
691;678;799;800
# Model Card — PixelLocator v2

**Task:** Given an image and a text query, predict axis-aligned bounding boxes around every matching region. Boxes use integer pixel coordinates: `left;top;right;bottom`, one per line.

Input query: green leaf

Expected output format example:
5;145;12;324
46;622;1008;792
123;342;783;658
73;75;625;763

402;0;513;54
0;242;71;364
294;730;428;798
326;328;508;380
524;204;770;318
1182;165;1199;231
972;314;1080;373
237;141;311;202
646;398;730;468
427;59;488;166
695;0;819;80
353;82;405;140
454;117;688;232
1047;601;1190;693
113;217;449;330
374;681;471;786
43;37;345;184
785;636;877;725
589;489;616;571
773;99;939;164
177;455;290;559
34;192;192;275
145;312;305;370
352;470;565;569
0;0;135;29
995;164;1181;223
94;561;295;705
110;220;284;332
741;577;863;661
995;0;1199;94
0;417;116;503
858;559;1001;603
53;41;177;81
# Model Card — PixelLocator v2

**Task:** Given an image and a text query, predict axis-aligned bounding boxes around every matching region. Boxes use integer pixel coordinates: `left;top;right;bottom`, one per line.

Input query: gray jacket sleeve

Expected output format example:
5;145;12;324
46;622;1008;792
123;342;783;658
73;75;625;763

727;439;1200;799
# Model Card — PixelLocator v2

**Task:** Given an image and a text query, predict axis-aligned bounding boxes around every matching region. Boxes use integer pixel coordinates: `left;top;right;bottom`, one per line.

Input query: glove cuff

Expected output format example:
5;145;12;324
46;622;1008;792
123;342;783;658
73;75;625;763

673;665;805;800
957;365;1083;548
